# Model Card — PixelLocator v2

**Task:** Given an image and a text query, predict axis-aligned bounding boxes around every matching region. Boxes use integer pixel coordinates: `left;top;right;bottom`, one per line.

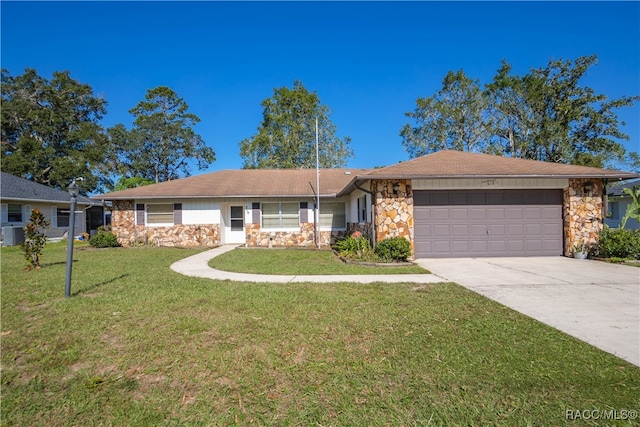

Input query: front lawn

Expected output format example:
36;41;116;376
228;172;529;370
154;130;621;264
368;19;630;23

1;244;638;426
209;247;429;275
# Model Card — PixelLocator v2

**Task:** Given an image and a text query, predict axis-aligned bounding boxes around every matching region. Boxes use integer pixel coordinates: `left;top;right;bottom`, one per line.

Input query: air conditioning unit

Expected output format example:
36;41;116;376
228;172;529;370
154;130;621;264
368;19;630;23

2;227;25;246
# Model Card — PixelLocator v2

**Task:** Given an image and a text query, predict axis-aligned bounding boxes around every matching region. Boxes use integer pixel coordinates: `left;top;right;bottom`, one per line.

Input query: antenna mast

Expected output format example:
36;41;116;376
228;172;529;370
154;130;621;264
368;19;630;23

315;117;320;247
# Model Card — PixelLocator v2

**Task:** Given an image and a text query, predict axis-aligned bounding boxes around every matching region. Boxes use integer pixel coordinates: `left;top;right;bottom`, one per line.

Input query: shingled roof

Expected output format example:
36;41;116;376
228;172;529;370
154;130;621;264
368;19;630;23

97;169;370;200
97;151;639;200
1;172;93;205
362;150;640;180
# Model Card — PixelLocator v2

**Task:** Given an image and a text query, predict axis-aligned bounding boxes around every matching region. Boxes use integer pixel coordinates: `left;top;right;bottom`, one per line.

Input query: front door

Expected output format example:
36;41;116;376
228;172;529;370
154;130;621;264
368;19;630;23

226;205;245;244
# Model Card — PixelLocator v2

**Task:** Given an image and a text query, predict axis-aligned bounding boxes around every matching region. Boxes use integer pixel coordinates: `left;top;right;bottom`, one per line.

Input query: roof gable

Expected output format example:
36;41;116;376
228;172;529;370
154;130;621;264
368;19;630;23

365;150;639;180
1;172;93;205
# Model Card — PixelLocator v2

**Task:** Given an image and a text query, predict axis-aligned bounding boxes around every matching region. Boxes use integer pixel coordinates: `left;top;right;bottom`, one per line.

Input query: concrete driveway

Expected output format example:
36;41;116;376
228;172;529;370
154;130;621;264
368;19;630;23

415;257;640;366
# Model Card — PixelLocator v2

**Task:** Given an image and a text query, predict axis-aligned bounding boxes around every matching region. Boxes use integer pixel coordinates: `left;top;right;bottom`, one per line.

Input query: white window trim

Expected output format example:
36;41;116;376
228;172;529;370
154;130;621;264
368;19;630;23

319;202;347;231
6;203;24;224
51;206;58;228
261;202;300;231
357;195;368;224
145;203;175;227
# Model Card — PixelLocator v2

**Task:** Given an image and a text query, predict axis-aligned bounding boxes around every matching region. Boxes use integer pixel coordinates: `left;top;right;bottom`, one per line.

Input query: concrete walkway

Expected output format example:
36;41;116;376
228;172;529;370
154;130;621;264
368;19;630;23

170;245;446;284
415;257;640;367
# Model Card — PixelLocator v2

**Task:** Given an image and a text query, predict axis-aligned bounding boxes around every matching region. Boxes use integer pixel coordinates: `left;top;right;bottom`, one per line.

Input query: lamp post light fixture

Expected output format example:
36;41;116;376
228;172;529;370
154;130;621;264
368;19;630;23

64;179;80;298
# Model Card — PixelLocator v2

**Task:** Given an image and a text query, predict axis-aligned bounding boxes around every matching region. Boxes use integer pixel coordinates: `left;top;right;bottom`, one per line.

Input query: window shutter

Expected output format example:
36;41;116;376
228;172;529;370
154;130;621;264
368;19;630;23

51;207;58;228
1;204;7;223
300;202;308;223
252;203;260;224
173;203;182;225
24;205;31;222
136;203;145;225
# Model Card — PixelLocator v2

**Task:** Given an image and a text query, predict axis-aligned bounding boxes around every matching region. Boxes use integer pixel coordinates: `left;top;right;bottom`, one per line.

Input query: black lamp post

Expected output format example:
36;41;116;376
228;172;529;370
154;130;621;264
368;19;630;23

64;179;79;298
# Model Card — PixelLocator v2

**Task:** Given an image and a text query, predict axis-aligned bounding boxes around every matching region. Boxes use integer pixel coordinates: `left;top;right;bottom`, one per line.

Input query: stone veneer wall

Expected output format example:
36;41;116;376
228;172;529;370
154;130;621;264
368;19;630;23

564;178;604;256
372;179;414;252
111;200;220;247
245;223;340;248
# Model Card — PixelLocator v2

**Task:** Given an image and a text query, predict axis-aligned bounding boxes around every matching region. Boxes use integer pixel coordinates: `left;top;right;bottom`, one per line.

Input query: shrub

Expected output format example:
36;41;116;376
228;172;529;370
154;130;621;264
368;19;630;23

375;237;411;262
21;208;50;270
89;231;120;248
332;231;372;258
594;227;640;259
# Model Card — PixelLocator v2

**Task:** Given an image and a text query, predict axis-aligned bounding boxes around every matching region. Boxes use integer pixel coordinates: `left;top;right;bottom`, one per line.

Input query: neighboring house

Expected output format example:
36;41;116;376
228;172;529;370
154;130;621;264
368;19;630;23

605;178;640;230
0;172;106;244
97;150;639;258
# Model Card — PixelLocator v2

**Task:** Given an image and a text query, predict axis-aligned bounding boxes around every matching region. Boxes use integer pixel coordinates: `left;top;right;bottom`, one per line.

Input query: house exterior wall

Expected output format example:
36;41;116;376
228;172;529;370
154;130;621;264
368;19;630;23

244;197;352;247
372;179;414;251
605;197;640;230
111;200;220;247
564;178;604;255
413;177;569;190
1;201;86;240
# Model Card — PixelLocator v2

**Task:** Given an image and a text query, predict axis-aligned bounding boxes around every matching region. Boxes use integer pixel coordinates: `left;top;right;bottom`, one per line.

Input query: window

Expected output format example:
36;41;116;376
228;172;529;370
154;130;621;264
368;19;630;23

8;204;22;222
609;202;620;220
262;202;299;229
357;195;367;223
57;208;70;227
230;206;244;231
320;202;346;228
147;204;174;224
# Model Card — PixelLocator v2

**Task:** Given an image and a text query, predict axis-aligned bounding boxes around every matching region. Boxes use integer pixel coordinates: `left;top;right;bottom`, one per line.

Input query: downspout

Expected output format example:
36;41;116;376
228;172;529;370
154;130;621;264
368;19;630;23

354;181;376;248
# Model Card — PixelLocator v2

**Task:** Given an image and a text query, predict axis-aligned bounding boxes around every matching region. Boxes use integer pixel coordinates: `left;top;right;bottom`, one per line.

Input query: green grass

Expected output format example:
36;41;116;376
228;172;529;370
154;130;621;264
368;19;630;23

209;248;429;275
2;243;639;426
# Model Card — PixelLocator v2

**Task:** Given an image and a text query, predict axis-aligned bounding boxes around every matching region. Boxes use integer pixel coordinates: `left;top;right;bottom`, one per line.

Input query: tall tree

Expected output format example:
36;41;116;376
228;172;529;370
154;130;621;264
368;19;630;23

400;70;489;158
109;86;215;183
511;55;638;167
239;80;353;169
401;56;639;168
1;68;109;193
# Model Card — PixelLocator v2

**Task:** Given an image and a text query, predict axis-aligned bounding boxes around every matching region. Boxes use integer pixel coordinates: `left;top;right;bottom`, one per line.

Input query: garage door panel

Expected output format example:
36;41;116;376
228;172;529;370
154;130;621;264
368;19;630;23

452;224;469;236
488;224;505;236
543;207;561;219
488;240;507;252
433;225;451;237
525;208;542;219
506;208;524;219
525;239;543;251
431;208;451;221
451;240;470;252
487;208;505;220
526;223;542;235
451;208;468;220
470;224;487;236
414;189;563;257
469;208;487;220
432;241;452;253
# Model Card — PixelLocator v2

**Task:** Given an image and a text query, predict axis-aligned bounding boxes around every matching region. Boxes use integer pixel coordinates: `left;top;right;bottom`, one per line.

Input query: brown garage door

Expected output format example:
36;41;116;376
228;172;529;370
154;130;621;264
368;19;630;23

414;189;563;258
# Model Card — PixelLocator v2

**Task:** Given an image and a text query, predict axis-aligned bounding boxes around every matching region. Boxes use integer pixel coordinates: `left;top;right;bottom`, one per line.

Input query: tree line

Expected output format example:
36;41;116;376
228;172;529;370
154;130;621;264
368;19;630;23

2;55;638;195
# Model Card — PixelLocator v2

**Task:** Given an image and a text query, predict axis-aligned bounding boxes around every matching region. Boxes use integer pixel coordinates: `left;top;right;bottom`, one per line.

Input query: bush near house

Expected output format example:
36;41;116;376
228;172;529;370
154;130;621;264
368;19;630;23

21;208;50;270
375;236;412;262
332;231;371;257
89;226;120;248
594;227;640;259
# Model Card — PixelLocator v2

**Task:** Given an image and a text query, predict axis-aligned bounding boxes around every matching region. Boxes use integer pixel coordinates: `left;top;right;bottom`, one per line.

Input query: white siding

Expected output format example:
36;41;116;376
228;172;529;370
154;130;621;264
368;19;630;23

412;178;569;190
182;200;220;225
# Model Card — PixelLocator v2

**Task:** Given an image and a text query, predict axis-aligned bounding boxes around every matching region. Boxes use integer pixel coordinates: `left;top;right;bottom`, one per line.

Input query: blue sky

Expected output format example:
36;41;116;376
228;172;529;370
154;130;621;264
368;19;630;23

2;1;639;174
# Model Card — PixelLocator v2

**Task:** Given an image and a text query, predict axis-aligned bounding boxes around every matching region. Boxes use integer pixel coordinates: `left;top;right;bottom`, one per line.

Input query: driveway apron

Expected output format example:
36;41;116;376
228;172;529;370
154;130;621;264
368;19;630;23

415;257;640;366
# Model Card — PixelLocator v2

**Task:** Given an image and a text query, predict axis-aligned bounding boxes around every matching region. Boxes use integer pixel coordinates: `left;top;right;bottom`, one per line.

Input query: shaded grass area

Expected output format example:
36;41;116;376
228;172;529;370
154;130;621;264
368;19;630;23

1;243;639;426
209;247;429;275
